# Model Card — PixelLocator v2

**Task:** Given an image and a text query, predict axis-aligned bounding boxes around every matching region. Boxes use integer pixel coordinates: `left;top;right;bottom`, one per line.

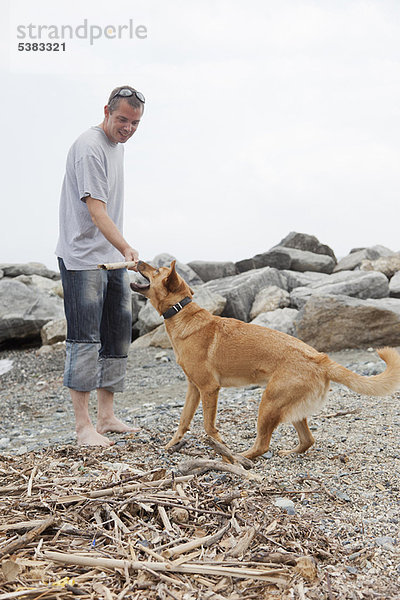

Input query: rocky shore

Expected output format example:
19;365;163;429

1;231;400;352
1;231;400;597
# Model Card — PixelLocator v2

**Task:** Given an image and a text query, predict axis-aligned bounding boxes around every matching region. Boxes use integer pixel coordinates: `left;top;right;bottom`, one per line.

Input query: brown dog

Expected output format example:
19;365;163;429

131;261;400;459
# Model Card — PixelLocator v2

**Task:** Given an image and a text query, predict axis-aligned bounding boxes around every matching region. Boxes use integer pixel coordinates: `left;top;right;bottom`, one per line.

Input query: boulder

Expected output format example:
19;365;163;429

236;247;335;275
276;231;336;260
235;248;291;272
192;288;226;315
131;323;172;349
290;271;390;309
187;260;237;282
294;294;400;351
0;269;3;280
202;267;287;322
389;272;400;298
0;279;64;345
136;302;163;336
281;270;330;292
250;286;290;320
360;254;400;279
15;274;61;295
0;262;60;280
152;253;203;286
41;318;67;345
251;308;298;336
333;246;395;273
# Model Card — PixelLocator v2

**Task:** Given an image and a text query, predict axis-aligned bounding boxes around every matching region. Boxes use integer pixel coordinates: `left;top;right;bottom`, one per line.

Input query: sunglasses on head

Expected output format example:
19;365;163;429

109;88;145;104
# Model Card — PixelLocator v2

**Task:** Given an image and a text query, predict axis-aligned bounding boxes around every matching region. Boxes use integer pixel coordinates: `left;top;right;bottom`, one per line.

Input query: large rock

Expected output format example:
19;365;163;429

333;246;395;273
251;308;298;336
0;279;64;345
281;270;330;292
360;254;400;279
192;288;226;315
250;286;290;320
15;274;61;295
294;294;400;351
187;260;237;282
389;272;400;298
0;262;60;280
41;318;67;345
276;231;336;261
136;302;163;336
290;271;390;309
202;267;287;322
152;253;203;286
131;323;172;349
236;247;335;275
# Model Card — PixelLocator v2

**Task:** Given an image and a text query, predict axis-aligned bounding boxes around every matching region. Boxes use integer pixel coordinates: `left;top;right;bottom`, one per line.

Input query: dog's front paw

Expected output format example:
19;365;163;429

165;436;183;450
240;450;257;461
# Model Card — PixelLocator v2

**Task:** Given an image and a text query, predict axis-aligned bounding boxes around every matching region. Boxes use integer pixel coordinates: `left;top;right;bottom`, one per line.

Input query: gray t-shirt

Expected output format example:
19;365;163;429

56;126;125;270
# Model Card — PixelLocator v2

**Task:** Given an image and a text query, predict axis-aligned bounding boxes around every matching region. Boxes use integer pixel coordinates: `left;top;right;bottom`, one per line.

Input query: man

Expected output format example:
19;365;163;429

56;85;144;446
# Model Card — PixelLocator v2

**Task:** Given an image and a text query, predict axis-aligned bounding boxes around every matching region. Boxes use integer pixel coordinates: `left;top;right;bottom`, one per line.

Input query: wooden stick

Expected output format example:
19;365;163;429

158;506;174;535
141;565;189;590
227;526;257;557
164;524;230;558
0;516;57;558
98;261;137;270
206;436;253;469
53;475;194;504
0;589;50;600
42;550;289;583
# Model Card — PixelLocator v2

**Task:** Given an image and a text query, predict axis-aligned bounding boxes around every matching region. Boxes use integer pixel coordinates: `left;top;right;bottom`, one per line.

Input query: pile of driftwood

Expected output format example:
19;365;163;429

0;442;342;599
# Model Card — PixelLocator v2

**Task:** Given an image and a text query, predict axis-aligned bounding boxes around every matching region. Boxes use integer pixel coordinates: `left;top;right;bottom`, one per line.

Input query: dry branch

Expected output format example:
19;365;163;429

41;550;289;584
163;524;230;558
0;516;57;558
206;435;253;469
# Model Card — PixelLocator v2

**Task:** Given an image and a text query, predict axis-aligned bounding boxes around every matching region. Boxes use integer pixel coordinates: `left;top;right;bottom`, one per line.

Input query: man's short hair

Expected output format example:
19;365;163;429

107;85;144;113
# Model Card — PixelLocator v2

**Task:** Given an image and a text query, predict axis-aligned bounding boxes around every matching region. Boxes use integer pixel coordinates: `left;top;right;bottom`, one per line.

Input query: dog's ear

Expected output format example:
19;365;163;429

163;260;181;292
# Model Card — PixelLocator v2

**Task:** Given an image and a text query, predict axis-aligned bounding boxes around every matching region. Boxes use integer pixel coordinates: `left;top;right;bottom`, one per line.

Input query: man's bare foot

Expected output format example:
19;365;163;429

77;424;114;447
96;416;140;435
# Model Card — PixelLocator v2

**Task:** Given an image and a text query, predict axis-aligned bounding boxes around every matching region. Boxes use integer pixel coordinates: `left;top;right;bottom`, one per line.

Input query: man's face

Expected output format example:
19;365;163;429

102;99;143;144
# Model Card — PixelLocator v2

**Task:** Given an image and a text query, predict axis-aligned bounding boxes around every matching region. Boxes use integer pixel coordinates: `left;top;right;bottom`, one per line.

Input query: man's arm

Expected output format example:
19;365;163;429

86;196;139;268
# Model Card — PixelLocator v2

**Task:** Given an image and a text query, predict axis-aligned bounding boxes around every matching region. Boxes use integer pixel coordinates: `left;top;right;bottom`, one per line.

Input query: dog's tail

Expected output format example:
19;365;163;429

325;347;400;396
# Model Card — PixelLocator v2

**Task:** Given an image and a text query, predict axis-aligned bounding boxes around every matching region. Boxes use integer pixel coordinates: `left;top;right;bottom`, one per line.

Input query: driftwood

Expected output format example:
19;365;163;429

0;445;358;599
0;516;57;558
98;261;137;270
42;550;289;584
206;435;254;469
163;524;230;558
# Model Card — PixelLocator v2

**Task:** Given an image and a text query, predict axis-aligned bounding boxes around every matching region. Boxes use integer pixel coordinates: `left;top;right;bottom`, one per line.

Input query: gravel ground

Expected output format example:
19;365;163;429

0;343;399;597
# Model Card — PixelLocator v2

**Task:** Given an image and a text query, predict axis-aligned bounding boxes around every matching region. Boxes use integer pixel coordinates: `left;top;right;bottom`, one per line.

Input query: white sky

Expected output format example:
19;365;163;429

1;0;400;271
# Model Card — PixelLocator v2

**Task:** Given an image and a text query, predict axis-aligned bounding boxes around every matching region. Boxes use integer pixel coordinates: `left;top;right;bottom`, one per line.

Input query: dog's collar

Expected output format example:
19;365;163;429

162;296;192;319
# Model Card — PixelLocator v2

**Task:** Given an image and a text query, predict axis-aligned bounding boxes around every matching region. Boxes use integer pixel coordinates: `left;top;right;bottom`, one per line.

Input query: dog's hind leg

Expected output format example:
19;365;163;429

241;387;281;460
165;380;200;449
278;418;315;456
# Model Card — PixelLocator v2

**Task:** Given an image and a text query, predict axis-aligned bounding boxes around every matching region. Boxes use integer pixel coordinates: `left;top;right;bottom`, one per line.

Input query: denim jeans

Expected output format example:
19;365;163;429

58;258;132;392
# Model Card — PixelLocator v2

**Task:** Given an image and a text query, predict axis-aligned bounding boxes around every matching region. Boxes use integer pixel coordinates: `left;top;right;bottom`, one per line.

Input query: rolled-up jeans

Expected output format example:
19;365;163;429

58;258;132;392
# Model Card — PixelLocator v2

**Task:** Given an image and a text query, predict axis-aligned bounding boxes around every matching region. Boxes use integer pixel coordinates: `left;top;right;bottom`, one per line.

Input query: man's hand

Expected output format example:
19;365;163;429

123;247;139;271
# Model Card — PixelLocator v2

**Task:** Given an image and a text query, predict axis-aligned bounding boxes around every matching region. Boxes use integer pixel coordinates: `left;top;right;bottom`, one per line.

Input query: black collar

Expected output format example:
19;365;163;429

162;296;192;319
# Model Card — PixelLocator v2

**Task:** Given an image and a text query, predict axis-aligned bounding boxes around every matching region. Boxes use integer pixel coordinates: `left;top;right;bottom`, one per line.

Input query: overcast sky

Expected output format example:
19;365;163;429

2;0;400;271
